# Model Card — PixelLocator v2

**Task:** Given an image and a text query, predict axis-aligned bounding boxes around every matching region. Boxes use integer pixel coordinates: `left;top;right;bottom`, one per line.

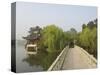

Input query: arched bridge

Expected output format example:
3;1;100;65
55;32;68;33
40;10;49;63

48;45;97;71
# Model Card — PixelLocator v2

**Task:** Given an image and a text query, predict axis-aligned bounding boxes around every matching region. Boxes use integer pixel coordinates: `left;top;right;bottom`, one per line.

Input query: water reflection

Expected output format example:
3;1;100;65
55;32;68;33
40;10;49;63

16;40;60;72
22;48;60;71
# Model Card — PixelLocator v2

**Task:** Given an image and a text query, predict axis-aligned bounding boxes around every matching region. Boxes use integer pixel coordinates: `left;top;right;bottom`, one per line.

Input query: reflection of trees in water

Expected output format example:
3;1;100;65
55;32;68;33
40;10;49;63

22;50;60;70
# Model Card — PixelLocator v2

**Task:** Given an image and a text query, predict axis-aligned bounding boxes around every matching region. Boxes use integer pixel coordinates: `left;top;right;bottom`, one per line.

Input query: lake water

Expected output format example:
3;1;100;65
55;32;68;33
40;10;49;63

16;40;43;73
16;40;60;73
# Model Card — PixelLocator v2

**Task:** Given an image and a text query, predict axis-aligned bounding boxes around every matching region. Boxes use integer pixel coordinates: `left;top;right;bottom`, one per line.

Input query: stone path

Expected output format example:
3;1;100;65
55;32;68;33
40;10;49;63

61;46;97;70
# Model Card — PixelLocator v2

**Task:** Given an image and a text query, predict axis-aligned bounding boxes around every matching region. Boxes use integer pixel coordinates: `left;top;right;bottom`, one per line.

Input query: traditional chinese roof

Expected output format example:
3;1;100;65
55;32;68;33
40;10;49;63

22;26;41;41
23;34;40;40
28;26;41;33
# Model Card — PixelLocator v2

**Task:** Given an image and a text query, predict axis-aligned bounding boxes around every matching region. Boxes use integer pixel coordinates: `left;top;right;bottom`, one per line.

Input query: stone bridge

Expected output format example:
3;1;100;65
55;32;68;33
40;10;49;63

48;45;97;71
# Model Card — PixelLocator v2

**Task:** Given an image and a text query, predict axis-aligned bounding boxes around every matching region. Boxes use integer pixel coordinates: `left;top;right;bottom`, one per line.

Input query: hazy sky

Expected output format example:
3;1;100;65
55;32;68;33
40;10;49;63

16;2;97;40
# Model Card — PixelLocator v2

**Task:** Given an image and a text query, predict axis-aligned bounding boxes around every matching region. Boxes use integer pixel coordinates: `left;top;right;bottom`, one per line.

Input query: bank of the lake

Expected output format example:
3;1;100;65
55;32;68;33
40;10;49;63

16;40;60;72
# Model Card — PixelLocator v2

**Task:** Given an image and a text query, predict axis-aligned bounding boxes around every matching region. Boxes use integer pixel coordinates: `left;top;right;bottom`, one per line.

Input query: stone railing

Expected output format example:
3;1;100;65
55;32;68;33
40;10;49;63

48;46;69;71
80;47;97;67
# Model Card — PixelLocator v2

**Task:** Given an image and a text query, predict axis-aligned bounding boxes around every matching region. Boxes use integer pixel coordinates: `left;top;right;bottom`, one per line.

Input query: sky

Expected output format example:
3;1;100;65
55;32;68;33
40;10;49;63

16;2;97;40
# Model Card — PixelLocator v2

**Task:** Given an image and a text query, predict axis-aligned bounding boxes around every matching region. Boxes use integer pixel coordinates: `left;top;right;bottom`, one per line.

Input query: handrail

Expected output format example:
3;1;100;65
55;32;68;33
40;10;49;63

48;46;69;71
48;45;97;71
80;47;97;64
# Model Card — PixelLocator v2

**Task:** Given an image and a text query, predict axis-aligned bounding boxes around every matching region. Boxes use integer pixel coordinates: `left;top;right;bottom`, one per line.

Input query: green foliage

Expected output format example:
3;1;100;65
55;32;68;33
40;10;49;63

64;28;77;44
41;25;66;53
82;24;87;30
79;27;90;48
87;19;97;29
78;19;97;58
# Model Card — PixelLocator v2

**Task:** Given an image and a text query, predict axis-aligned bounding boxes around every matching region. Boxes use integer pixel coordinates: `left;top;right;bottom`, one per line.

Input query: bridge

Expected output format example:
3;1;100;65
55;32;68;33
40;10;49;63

48;45;97;71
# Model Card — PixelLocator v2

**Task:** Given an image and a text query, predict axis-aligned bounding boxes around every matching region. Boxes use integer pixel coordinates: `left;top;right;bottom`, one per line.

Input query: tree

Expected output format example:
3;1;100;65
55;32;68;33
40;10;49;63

65;28;77;42
78;19;97;58
79;27;90;50
87;21;95;29
82;24;87;30
41;25;66;53
94;18;97;25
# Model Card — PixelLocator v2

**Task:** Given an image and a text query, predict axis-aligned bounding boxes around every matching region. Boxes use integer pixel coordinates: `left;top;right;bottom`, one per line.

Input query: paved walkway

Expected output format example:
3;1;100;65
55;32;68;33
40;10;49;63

61;46;97;70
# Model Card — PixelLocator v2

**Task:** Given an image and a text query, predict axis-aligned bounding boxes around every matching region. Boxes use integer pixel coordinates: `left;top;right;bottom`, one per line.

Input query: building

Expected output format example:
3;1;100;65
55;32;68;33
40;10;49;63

23;26;41;55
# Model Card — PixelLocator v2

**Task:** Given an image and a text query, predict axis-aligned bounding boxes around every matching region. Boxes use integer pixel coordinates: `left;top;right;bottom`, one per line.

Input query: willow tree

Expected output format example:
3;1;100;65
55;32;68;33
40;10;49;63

41;25;66;53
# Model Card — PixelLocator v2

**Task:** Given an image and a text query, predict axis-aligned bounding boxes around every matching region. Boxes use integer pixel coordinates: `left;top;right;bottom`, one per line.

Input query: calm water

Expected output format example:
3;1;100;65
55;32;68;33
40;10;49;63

16;40;59;73
16;40;43;73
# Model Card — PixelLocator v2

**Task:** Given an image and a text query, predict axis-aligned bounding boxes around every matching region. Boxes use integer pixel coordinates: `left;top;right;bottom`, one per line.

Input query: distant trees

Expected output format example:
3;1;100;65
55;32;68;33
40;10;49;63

64;28;77;45
82;24;87;30
23;19;97;58
77;19;97;58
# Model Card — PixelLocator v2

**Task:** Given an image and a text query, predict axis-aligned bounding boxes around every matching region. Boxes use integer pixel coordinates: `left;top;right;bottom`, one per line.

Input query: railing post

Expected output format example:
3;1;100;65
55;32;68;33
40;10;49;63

48;46;69;71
